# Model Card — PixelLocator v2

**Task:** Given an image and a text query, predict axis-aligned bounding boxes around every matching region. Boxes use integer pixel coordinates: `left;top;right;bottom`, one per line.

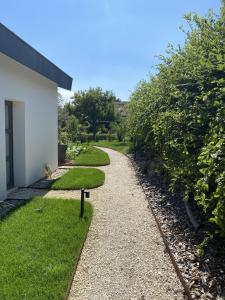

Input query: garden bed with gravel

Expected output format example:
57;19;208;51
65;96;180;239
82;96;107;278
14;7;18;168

130;153;225;300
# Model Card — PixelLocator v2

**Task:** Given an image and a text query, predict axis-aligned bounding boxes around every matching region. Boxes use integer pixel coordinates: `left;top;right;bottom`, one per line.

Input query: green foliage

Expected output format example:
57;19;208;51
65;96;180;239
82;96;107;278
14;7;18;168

197;233;213;257
0;197;92;300
59;131;69;144
58;97;70;144
72;87;117;137
58;88;128;144
66;144;88;160
128;6;225;234
115;118;127;142
66;115;79;142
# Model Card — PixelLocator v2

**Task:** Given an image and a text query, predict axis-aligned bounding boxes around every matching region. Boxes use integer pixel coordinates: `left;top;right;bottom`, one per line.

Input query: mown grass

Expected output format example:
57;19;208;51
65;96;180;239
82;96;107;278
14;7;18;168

0;197;92;300
74;146;110;166
90;140;132;154
51;168;105;190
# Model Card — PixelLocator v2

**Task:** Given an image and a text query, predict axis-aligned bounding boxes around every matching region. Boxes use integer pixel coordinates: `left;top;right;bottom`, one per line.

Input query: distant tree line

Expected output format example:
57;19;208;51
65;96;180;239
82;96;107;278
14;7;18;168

58;87;127;144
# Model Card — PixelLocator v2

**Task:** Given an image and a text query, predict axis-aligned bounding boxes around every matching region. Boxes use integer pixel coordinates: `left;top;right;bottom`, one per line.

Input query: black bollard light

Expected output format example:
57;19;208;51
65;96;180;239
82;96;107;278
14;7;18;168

80;188;90;218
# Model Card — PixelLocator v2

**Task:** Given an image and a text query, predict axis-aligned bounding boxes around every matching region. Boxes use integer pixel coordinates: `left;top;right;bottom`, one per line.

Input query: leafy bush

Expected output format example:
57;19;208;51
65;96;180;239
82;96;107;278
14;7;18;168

78;132;117;142
66;116;79;142
66;144;87;160
58;131;69;145
128;5;225;234
116;119;127;142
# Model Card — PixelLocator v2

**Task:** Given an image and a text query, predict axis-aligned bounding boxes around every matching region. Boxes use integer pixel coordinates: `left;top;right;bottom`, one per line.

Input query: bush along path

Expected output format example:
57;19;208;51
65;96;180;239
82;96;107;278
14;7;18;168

127;6;225;237
68;147;184;300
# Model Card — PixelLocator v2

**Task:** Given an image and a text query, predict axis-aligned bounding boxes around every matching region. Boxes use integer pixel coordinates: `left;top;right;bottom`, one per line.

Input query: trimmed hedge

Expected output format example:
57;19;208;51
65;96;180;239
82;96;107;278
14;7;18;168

128;7;225;235
78;133;117;143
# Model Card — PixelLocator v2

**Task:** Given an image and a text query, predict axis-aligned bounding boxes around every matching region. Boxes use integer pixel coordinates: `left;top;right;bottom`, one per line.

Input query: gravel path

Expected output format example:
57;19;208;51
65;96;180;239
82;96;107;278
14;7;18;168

68;147;184;300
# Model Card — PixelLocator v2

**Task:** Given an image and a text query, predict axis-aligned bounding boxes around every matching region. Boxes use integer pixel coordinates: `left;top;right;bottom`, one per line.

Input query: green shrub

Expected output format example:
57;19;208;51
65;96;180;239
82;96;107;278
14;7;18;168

78;133;117;143
66;144;88;160
127;6;225;235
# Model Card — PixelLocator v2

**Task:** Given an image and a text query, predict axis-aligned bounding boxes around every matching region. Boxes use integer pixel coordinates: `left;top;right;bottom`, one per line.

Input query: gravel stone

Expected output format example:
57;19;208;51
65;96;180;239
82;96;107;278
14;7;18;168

132;152;225;299
68;147;185;300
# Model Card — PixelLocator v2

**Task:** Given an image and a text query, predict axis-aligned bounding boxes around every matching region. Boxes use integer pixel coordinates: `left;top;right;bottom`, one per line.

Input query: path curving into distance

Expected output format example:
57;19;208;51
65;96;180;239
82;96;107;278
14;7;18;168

68;147;184;300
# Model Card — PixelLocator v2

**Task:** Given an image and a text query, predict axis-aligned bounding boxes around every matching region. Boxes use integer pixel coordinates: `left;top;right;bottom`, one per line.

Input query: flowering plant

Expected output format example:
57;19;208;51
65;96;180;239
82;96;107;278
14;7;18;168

66;144;87;160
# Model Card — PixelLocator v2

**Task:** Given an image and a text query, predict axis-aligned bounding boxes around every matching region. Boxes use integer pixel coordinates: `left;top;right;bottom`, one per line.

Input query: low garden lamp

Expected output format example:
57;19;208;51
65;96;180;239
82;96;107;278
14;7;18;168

80;188;90;218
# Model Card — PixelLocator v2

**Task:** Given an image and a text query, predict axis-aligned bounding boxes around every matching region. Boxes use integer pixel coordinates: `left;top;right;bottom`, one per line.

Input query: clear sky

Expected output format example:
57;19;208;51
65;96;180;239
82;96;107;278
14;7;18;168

0;0;221;101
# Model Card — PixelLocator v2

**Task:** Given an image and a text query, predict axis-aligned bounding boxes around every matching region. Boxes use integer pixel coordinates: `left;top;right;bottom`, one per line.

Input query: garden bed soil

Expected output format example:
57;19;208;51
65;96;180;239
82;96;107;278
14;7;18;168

130;152;225;300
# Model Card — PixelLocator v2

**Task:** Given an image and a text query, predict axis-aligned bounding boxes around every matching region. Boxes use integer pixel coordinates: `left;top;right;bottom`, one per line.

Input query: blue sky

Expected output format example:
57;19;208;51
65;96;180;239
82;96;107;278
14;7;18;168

0;0;221;101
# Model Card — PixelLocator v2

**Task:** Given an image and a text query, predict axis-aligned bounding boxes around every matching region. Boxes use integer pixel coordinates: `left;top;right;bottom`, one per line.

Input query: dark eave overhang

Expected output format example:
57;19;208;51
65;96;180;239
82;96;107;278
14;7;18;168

0;22;72;90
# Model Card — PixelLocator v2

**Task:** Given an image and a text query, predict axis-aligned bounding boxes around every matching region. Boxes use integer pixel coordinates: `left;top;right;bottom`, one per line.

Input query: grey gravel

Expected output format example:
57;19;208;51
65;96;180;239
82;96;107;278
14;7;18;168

68;147;185;300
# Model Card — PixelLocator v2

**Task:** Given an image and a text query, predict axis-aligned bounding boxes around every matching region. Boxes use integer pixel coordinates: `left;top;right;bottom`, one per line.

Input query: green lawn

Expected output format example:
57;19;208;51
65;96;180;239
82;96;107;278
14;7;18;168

0;197;92;300
51;168;105;190
74;146;110;166
90;140;132;154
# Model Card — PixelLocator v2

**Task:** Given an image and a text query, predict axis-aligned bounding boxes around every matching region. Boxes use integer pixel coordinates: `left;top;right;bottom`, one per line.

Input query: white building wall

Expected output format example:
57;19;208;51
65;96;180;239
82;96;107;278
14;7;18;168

0;52;58;201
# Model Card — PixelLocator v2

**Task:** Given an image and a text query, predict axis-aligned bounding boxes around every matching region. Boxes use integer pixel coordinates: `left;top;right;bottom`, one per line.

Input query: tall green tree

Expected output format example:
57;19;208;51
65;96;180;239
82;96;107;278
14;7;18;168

66;115;80;142
72;87;116;138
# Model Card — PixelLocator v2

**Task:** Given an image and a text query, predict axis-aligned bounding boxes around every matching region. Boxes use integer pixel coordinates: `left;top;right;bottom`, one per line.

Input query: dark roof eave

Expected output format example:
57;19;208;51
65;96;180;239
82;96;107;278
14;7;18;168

0;22;73;90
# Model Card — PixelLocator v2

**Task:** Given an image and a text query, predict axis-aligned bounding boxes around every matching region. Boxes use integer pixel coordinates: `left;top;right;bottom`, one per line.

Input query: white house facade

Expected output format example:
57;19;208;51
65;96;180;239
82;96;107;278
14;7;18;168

0;23;72;201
